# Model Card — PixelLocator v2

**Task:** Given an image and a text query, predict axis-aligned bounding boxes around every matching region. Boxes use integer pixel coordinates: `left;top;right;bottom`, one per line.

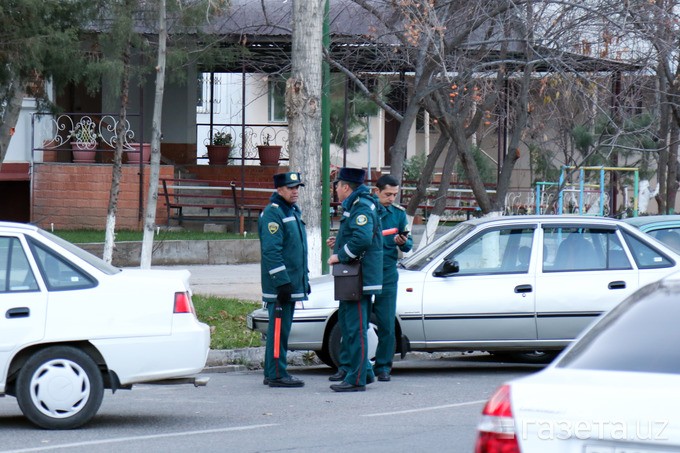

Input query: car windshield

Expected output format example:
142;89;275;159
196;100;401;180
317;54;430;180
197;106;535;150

400;223;474;270
37;229;121;275
557;279;680;375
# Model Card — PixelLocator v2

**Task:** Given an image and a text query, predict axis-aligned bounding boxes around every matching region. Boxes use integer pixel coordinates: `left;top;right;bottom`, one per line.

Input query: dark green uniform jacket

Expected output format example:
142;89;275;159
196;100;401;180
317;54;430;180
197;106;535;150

380;203;413;286
258;192;309;303
334;185;383;294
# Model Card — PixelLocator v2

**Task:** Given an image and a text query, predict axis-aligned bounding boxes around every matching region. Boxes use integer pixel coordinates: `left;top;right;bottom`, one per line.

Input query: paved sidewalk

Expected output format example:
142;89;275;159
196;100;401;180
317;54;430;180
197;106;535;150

156;263;262;301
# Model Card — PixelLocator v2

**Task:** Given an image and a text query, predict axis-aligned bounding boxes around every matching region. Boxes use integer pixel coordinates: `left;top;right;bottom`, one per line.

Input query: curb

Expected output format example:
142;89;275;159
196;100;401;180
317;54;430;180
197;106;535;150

203;347;322;373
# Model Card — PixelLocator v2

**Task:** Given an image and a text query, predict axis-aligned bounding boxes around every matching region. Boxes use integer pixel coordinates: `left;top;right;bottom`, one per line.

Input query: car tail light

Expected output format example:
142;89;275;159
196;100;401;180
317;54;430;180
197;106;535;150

475;384;520;453
174;291;196;315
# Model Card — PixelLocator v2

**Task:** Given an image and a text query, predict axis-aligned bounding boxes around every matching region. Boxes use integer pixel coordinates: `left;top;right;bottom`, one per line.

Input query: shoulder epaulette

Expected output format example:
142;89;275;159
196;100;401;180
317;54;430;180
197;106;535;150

271;203;279;208
392;203;405;211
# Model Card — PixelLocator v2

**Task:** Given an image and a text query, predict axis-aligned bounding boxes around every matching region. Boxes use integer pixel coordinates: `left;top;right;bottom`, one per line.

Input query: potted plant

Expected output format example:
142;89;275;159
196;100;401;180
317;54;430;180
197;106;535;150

126;142;151;164
257;133;281;166
206;131;232;165
69;127;98;163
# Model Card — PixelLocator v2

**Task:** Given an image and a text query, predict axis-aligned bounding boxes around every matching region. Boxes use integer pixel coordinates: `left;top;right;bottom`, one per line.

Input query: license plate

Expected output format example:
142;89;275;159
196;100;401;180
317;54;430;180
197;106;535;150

246;314;254;330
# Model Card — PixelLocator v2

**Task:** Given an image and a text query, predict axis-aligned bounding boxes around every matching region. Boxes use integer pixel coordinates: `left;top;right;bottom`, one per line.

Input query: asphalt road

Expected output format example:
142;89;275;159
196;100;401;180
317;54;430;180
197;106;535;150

0;355;543;453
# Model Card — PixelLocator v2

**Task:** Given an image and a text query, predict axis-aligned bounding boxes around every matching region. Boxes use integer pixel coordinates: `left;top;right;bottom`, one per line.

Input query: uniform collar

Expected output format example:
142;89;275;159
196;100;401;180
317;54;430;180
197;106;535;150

342;184;368;209
270;192;294;209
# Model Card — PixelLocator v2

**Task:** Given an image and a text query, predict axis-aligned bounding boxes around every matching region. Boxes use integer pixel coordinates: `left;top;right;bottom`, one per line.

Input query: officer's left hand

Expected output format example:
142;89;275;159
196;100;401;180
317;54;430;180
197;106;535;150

394;234;407;246
277;283;293;304
328;254;339;265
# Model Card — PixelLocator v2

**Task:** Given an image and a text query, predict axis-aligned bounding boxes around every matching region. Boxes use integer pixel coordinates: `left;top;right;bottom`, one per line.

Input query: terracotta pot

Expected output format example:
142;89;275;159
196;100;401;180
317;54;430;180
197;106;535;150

126;143;151;164
206;145;231;165
70;142;96;163
257;145;281;166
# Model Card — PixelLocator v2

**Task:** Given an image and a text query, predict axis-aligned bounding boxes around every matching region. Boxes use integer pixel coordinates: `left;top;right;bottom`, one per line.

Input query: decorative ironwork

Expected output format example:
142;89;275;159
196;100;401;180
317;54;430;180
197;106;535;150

37;113;142;151
200;124;289;163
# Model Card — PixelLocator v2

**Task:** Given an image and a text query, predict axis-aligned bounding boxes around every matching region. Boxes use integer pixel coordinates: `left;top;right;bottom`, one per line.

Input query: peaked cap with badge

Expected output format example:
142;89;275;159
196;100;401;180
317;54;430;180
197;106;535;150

274;172;305;188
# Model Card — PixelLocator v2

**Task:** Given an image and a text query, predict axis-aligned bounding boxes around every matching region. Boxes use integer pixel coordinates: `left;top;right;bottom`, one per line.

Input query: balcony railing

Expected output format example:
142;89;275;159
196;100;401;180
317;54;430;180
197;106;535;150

196;122;289;164
31;112;146;163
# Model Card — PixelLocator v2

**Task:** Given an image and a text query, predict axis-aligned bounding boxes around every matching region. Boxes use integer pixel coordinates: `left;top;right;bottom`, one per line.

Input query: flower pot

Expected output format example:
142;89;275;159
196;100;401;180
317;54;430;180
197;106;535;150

70;142;96;163
126;143;151;164
257;145;281;166
206;145;231;165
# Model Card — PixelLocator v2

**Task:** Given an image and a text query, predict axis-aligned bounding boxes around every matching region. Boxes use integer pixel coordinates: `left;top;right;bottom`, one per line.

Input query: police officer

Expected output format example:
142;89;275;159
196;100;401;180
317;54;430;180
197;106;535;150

373;174;412;381
259;171;309;388
327;167;382;392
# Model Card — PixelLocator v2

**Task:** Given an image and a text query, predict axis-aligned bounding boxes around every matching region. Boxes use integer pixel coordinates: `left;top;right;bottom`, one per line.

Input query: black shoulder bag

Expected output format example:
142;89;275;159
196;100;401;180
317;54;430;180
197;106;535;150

332;260;362;301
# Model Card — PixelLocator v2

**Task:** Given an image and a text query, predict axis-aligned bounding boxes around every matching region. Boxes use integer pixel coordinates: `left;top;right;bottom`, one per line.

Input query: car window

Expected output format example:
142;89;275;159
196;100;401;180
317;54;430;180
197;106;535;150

621;231;674;269
542;227;630;272
648;228;680;253
558;281;680;374
401;223;474;270
444;227;534;275
37;229;120;275
0;237;39;293
28;239;96;291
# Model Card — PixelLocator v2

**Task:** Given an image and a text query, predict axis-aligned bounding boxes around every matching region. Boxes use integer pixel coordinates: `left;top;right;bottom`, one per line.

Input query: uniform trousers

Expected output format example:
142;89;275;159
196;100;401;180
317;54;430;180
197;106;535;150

264;300;295;379
372;284;397;374
337;294;373;386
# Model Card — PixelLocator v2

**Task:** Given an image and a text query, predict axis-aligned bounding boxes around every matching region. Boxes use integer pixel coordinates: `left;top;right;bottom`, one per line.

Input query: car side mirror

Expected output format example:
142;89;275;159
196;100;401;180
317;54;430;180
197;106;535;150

433;258;459;277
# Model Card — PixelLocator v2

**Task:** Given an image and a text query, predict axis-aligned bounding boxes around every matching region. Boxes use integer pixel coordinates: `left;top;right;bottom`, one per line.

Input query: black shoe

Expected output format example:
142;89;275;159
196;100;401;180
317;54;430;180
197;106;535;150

377;372;391;382
268;376;305;388
263;377;269;385
366;374;375;384
330;382;366;392
329;369;347;382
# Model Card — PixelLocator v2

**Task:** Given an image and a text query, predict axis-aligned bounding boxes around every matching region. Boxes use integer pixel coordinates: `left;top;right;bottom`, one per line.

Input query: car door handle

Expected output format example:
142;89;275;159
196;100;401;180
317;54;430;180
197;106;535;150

608;281;626;290
514;284;533;293
6;307;30;319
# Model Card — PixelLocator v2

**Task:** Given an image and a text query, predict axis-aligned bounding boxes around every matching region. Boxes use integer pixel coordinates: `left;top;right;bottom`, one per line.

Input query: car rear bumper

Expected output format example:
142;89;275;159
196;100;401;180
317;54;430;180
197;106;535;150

92;319;211;386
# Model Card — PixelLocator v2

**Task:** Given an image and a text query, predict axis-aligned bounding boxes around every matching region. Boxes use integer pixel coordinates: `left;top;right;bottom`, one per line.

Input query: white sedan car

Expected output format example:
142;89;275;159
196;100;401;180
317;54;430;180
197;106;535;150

475;271;680;452
0;222;210;429
248;215;680;367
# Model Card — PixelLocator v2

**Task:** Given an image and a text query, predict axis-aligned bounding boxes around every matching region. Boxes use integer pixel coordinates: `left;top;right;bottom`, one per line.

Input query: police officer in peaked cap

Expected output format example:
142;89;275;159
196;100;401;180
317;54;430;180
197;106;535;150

259;171;310;388
327;167;383;392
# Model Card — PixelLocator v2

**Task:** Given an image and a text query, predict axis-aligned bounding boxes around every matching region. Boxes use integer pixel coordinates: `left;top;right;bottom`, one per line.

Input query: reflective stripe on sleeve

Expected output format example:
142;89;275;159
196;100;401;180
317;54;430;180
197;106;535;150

363;285;382;291
343;244;357;259
343;211;351;217
282;216;296;223
269;265;286;275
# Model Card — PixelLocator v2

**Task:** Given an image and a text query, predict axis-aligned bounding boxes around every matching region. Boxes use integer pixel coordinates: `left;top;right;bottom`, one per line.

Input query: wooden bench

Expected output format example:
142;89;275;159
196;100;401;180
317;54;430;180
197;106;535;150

160;178;272;233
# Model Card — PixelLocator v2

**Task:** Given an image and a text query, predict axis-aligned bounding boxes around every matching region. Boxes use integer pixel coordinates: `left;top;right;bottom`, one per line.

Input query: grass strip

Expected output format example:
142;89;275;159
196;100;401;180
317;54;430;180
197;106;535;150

193;294;262;350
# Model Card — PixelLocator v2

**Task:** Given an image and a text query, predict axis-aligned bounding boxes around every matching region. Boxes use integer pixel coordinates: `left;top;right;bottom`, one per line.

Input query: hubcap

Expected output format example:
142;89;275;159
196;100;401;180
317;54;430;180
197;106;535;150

30;359;90;419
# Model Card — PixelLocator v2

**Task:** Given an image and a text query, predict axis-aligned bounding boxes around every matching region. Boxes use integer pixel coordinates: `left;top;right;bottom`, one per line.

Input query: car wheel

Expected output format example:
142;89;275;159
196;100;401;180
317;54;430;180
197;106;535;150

327;322;379;369
512;350;558;364
16;346;104;429
327;323;343;369
492;350;558;364
314;348;335;369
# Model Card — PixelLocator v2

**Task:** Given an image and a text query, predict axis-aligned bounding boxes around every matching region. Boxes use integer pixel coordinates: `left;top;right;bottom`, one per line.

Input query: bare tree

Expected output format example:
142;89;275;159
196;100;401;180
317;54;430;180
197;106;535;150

286;0;324;276
140;0;167;269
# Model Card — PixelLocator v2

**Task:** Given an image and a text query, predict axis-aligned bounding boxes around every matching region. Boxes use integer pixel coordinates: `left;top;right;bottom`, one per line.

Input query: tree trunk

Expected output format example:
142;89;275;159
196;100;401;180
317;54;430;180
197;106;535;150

140;0;167;269
416;136;458;250
103;40;131;264
405;131;449;217
287;0;324;277
0;76;25;162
